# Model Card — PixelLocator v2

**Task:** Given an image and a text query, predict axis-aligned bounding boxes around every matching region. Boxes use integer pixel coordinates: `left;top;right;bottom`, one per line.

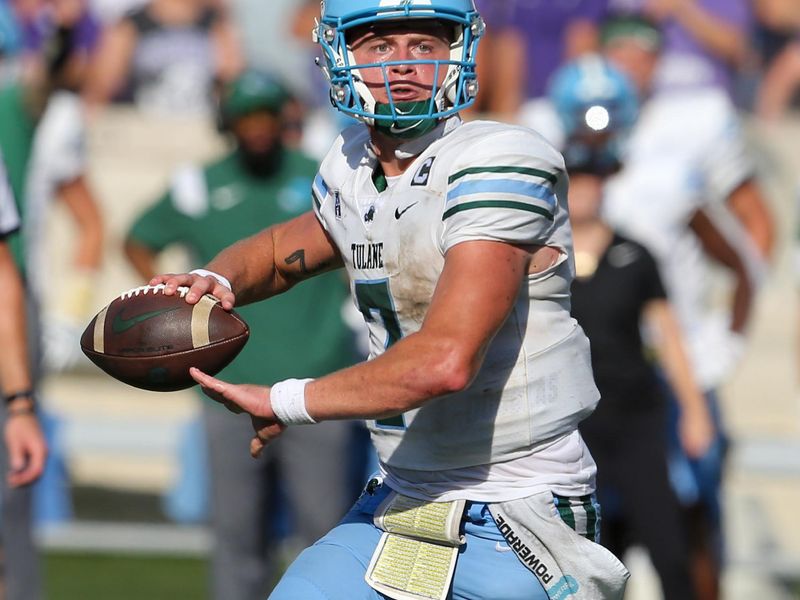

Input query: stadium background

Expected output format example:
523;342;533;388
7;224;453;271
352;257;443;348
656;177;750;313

2;0;799;598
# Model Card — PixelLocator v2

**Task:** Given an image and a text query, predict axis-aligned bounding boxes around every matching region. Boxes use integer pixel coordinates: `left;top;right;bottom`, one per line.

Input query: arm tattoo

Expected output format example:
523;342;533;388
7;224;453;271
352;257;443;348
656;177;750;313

284;249;333;278
285;249;308;273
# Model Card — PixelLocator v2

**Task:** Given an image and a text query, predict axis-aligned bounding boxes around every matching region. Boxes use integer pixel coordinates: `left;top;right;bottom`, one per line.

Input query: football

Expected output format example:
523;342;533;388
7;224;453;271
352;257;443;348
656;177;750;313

81;284;249;392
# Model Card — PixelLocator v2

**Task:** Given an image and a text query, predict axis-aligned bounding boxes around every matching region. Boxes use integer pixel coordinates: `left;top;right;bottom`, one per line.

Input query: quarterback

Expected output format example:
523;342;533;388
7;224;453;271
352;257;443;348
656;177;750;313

155;1;628;598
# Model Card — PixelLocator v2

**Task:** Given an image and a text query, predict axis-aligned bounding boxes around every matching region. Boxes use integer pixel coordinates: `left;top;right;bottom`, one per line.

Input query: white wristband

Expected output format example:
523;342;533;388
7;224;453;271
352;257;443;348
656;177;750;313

190;269;232;292
270;378;316;425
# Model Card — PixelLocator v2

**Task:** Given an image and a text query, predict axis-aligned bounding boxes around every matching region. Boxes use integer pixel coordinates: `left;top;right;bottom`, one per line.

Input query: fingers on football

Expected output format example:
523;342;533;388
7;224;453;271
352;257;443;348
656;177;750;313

149;273;235;308
185;275;226;307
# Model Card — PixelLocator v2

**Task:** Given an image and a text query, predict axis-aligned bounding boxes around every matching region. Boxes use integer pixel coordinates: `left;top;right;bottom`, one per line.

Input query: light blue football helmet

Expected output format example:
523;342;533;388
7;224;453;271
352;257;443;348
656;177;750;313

548;55;638;175
314;0;484;129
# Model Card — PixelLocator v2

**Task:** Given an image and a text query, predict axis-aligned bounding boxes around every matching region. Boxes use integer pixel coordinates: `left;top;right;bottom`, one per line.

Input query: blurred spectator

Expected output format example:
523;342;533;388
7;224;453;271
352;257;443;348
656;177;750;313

476;0;609;124
756;38;800;120
751;0;800;69
8;0;105;373
608;0;750;96
13;0;101;87
287;0;354;159
124;70;361;600
90;0;148;24
551;56;712;600
84;0;243;116
599;14;773;600
0;1;24;84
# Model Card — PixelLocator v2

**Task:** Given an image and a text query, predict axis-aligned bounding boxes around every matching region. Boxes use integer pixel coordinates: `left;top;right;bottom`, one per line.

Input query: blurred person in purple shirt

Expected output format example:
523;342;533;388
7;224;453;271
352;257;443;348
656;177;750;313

84;0;243;117
474;0;609;121
609;0;750;95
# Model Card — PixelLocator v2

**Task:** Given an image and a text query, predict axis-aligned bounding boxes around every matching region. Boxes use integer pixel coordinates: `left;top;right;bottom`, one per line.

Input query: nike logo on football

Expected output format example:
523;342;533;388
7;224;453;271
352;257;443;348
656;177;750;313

495;542;512;553
112;307;181;333
394;202;419;219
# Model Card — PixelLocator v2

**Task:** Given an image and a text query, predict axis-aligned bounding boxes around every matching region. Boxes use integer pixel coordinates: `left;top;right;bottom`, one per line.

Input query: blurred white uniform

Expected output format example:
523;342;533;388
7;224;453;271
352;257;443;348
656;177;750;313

602;87;756;389
24;91;87;298
313;118;599;502
24;91;89;372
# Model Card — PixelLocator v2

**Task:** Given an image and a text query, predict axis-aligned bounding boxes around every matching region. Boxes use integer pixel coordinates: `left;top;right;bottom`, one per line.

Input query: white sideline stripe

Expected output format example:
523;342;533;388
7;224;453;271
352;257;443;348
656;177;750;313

93;306;109;353
191;296;215;348
36;521;211;556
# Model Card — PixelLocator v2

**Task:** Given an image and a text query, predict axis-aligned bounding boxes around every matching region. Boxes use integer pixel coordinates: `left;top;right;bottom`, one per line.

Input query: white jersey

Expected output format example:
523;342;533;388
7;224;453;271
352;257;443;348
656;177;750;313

24;91;87;298
602;87;755;389
0;150;20;237
313;118;599;473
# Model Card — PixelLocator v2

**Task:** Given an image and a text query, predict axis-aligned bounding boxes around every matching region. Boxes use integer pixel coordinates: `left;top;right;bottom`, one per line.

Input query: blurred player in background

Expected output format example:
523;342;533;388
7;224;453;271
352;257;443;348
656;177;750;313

550;55;712;600
153;1;631;598
599;14;774;600
0;150;47;600
0;7;101;597
19;0;104;374
125;70;360;599
475;0;609;125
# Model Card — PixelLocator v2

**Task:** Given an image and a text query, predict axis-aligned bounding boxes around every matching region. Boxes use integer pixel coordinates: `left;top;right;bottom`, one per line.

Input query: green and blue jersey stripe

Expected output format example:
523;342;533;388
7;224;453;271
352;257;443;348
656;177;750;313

443;165;559;221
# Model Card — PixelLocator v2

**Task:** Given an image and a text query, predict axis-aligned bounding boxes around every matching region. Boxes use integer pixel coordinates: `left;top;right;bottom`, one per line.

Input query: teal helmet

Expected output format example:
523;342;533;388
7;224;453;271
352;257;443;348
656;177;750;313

314;0;484;133
548;55;639;175
219;70;291;126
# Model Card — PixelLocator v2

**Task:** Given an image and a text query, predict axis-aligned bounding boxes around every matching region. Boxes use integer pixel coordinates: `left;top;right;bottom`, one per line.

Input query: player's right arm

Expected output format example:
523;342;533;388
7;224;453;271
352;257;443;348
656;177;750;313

0;240;47;487
154;210;343;309
644;298;713;458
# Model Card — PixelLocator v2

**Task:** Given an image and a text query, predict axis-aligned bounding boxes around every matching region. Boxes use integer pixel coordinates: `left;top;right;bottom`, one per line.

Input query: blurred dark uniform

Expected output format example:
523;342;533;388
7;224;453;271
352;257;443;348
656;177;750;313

573;234;696;600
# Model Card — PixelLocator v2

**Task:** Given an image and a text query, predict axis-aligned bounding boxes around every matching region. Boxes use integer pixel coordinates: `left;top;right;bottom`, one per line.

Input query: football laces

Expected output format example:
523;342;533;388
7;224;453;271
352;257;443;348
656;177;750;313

119;284;189;300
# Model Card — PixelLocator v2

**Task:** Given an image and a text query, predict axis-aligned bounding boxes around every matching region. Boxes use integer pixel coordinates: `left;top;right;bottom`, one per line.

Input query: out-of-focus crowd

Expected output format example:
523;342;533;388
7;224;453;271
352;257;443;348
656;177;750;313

0;1;797;600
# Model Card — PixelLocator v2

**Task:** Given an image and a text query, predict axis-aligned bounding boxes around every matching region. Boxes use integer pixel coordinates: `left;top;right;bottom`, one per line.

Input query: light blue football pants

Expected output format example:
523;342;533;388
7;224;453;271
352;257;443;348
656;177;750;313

269;478;550;600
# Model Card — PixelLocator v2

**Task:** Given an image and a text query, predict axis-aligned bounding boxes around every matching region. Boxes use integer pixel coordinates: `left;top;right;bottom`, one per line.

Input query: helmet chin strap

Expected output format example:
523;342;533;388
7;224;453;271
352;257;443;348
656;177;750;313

373;100;440;140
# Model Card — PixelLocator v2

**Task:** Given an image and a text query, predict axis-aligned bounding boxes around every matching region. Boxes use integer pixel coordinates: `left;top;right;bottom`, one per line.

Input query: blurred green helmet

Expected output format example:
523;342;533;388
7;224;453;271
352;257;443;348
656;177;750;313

219;71;291;124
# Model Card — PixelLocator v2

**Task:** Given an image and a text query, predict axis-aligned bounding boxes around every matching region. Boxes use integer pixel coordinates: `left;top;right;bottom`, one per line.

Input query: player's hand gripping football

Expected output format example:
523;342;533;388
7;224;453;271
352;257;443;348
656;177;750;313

190;368;284;458
150;272;236;310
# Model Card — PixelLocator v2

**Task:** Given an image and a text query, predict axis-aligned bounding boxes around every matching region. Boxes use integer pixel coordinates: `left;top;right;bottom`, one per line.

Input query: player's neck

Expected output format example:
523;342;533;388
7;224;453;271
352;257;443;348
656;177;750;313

571;219;613;256
369;130;418;177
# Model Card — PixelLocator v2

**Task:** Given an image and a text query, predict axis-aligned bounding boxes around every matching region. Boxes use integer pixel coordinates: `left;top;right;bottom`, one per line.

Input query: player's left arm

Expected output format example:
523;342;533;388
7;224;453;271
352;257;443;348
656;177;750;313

725;179;775;259
155;210;343;310
191;239;552;455
0;241;46;486
58;175;104;272
689;208;753;333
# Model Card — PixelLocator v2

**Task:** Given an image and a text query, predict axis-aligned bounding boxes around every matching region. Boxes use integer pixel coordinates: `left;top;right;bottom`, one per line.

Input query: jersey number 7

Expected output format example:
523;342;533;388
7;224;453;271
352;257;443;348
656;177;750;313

355;279;405;429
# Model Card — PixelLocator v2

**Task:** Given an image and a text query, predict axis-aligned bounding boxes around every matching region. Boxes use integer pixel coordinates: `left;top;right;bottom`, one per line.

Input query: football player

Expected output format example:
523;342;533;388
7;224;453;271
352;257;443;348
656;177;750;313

550;55;711;600
0;150;47;600
599;16;774;600
154;1;629;598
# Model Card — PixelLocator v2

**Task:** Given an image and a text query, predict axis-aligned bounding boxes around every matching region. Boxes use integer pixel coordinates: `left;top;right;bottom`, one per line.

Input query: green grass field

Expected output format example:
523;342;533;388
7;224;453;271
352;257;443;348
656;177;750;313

45;553;208;600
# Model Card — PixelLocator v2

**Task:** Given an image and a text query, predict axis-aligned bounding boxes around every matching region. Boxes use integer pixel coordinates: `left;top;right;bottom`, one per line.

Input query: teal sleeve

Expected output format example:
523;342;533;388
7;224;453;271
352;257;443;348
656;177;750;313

126;192;190;251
